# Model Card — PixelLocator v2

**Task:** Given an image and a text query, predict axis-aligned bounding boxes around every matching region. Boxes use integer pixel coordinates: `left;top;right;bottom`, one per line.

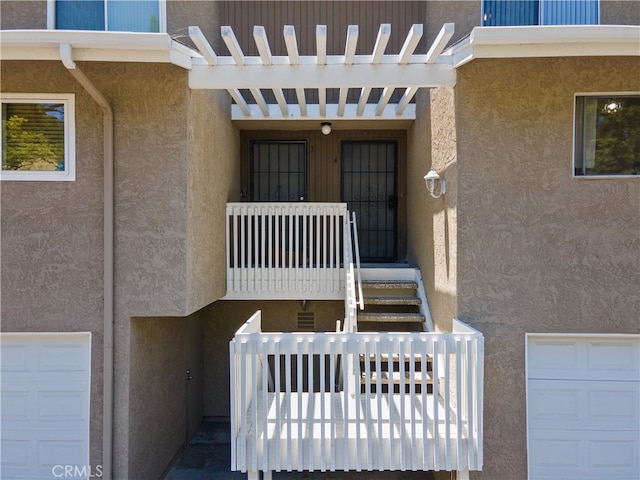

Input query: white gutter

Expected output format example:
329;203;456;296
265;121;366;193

59;43;115;480
447;25;640;68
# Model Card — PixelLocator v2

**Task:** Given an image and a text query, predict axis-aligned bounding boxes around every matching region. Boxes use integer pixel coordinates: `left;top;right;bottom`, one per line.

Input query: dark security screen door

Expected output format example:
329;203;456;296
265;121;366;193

341;141;397;262
250;141;307;201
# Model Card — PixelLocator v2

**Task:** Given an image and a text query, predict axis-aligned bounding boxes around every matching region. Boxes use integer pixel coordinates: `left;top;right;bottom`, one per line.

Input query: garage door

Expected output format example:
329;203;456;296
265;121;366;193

526;334;640;480
1;333;91;480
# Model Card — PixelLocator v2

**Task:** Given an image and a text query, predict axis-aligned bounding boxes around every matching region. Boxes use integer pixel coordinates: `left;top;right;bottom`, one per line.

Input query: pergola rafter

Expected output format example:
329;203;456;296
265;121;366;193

188;23;457;124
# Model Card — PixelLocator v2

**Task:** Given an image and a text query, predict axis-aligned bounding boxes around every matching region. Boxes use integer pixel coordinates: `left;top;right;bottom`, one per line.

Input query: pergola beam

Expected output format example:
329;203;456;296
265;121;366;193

316;25;327;65
221;25;245;65
253;26;272;65
231;102;417;120
188;26;217;65
344;25;358;65
189;62;455;89
295;88;307;116
371;24;391;64
228;89;250;116
398;24;423;64
426;23;455;64
284;25;299;65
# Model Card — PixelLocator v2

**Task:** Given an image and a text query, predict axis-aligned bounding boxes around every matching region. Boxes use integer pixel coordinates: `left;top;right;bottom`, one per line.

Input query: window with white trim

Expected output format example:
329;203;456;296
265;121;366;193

51;0;165;33
574;94;640;177
1;94;76;182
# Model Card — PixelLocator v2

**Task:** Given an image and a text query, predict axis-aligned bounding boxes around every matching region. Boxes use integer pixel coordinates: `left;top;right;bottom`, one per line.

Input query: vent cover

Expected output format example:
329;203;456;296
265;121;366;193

297;312;315;331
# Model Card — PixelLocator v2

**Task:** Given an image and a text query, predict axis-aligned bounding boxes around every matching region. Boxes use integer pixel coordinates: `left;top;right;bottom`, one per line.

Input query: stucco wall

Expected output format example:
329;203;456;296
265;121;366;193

425;0;481;45
601;0;640;24
0;60;106;465
0;0;46;29
186;89;240;312
203;300;344;417
455;56;640;479
407;87;459;333
128;313;204;479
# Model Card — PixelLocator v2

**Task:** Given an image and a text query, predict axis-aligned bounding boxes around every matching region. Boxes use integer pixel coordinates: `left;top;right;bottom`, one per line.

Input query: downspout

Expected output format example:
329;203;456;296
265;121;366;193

60;44;114;480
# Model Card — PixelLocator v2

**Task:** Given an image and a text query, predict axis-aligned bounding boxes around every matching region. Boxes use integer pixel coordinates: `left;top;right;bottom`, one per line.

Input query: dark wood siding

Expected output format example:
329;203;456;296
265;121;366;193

240;129;407;260
218;1;427;56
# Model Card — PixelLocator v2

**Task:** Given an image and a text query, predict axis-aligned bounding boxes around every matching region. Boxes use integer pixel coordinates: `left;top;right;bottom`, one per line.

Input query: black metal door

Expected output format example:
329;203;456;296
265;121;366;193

250;141;307;202
341;141;397;262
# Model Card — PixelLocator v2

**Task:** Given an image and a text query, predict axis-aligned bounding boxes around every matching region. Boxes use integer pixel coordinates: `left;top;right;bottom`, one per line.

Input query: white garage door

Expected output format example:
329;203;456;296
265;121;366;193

526;334;640;480
1;333;91;480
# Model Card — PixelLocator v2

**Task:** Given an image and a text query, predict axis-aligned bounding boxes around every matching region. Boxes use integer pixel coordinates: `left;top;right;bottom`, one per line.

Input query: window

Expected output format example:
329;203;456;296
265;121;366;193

482;0;599;26
50;0;165;33
574;94;640;177
1;94;75;181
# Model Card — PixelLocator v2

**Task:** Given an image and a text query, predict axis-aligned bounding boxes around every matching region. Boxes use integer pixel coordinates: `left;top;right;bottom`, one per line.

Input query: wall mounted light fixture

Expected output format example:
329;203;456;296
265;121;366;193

424;169;446;198
321;122;332;135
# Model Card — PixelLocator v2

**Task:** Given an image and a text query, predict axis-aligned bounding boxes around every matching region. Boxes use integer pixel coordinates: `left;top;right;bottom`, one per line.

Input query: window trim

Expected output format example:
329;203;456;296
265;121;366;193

47;0;167;33
1;93;76;182
572;92;640;179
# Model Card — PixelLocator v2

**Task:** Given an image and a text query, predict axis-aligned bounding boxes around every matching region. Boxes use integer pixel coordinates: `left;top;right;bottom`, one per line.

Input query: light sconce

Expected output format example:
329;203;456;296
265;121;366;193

321;122;332;135
424;169;446;198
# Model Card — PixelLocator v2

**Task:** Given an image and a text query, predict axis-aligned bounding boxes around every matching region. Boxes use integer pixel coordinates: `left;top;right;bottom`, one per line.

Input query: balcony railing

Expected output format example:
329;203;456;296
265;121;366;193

225;203;348;300
229;312;484;476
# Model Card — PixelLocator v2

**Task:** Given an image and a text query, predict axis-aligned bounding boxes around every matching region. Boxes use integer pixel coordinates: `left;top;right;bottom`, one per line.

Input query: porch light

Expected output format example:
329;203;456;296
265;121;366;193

321;122;332;135
424;169;445;198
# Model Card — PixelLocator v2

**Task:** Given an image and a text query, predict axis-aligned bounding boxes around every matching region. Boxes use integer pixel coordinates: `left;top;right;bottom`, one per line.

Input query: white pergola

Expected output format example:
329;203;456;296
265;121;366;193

187;23;456;127
1;24;638;129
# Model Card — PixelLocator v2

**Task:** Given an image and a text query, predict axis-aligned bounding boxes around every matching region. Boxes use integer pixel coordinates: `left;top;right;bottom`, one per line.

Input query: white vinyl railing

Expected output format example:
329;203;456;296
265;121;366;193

230;311;484;476
225;203;348;300
342;211;362;333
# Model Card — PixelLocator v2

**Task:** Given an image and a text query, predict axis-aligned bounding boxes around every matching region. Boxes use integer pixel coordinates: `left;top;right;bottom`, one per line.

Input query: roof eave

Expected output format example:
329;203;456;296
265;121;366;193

449;25;640;68
0;30;197;69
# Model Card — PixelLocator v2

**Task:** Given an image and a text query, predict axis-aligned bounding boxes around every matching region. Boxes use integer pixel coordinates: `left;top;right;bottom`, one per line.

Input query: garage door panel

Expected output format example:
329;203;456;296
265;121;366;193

529;430;640;479
0;333;91;480
38;390;89;422
528;337;640;381
528;379;640;430
527;334;640;480
38;344;90;372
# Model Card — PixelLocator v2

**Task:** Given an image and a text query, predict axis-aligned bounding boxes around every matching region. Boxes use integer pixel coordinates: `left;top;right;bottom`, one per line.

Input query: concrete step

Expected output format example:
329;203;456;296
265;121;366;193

358;312;424;323
359;353;433;371
364;295;421;306
362;280;418;290
360;370;433;385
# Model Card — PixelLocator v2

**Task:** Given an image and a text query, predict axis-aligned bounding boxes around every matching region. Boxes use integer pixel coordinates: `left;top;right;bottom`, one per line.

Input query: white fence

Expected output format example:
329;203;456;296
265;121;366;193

230;311;484;475
225;203;348;300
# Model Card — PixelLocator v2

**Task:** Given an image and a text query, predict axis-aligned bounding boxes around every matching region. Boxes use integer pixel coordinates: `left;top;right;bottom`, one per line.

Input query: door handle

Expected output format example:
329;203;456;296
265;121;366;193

186;369;194;381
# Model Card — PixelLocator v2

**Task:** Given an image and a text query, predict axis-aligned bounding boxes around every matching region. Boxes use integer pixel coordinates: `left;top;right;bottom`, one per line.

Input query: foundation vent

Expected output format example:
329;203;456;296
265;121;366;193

297;312;315;331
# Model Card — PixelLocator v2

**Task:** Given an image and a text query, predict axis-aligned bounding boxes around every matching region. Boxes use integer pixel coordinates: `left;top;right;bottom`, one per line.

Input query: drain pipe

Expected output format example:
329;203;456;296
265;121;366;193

60;43;114;480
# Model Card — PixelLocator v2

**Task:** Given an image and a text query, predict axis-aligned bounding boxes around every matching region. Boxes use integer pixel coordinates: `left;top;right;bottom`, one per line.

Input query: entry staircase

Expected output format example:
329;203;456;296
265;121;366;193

227;203;484;479
357;267;434;395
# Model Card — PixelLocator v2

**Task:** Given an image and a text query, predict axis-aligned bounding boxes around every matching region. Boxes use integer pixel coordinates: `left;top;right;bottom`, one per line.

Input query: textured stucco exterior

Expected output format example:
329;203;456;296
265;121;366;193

187;89;240;312
454;56;640;479
0;60;106;465
601;0;640;25
128;312;204;479
407;87;459;333
1;60;239;478
0;1;46;29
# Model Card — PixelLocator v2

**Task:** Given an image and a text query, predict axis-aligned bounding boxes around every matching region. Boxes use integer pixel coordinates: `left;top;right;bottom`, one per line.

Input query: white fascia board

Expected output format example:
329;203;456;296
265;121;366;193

190;62;456;90
450;25;640;67
231;102;416;121
0;30;197;69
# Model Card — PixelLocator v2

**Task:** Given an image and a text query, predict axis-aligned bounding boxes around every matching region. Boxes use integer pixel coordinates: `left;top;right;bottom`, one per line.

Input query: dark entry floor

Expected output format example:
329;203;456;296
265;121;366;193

165;418;436;480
